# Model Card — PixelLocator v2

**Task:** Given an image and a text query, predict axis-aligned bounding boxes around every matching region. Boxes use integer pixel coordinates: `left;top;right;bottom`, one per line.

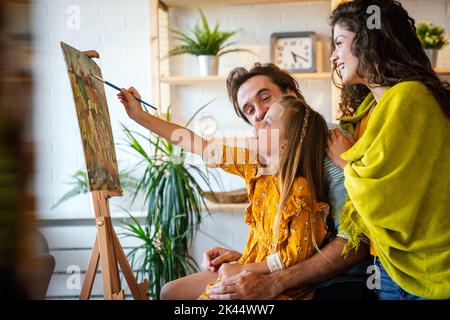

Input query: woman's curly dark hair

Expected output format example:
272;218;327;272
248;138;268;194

330;0;450;119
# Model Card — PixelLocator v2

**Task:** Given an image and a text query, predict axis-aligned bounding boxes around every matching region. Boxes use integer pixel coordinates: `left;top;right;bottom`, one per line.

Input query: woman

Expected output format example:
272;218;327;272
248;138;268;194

326;0;450;300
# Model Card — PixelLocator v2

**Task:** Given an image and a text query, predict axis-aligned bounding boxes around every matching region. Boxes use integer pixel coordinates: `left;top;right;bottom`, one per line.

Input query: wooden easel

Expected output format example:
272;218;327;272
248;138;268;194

80;190;148;300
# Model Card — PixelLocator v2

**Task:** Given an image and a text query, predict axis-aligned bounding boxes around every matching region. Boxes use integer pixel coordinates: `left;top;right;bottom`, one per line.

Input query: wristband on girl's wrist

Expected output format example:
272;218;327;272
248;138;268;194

266;252;284;273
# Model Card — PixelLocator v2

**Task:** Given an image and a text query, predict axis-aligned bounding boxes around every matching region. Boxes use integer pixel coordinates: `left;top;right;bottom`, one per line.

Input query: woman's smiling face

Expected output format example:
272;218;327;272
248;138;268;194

330;23;364;85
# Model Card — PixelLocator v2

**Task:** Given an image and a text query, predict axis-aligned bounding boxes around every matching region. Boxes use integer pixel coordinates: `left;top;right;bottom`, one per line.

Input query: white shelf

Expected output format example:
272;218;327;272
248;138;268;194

161;69;450;85
37;202;249;225
203;202;249;213
160;0;328;8
435;68;450;75
161;72;332;85
160;75;226;85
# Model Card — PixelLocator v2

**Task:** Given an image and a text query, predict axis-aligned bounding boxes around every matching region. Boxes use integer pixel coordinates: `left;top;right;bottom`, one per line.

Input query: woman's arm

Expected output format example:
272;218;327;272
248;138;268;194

118;87;209;157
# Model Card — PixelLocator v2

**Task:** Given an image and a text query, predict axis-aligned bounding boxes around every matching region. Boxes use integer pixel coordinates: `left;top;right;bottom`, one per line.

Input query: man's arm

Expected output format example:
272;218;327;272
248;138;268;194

206;237;370;300
271;238;369;294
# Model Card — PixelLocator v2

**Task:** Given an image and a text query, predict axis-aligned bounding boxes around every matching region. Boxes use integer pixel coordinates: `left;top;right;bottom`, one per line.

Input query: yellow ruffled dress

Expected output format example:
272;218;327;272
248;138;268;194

200;145;330;300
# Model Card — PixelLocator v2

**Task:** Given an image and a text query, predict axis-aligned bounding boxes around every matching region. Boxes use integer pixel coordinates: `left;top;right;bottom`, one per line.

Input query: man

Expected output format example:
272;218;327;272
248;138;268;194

202;63;374;300
160;63;373;300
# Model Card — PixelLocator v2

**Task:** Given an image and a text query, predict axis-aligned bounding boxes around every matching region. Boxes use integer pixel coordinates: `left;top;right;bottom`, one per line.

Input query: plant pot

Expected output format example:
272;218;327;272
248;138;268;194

197;55;218;76
424;48;438;68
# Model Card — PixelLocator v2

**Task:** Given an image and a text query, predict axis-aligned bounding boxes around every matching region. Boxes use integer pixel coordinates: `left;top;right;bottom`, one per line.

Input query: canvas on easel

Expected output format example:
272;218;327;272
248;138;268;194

61;42;120;192
61;42;148;300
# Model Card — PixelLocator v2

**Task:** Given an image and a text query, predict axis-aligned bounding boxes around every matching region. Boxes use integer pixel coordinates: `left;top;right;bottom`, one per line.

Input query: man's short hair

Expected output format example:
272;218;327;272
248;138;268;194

226;63;305;124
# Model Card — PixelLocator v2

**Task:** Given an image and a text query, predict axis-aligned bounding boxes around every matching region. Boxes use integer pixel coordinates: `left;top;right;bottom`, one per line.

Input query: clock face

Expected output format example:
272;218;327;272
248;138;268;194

272;35;315;72
197;114;217;137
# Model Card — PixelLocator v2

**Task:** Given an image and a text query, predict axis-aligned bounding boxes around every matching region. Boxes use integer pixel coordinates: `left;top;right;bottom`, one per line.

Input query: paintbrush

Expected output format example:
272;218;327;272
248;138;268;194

91;72;157;111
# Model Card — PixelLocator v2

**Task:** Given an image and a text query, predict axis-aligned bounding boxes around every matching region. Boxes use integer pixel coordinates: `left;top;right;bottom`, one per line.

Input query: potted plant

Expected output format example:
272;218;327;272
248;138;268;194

416;21;449;67
51;169;137;209
169;10;252;76
120;103;222;299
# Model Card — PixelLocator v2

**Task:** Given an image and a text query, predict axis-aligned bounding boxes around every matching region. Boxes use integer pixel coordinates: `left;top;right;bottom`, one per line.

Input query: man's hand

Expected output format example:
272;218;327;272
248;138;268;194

207;270;278;300
202;247;242;272
206;238;370;300
326;128;355;169
117;87;144;121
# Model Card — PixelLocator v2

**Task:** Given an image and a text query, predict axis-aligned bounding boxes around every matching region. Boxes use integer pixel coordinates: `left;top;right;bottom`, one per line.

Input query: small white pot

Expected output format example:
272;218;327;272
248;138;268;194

197;55;219;77
424;48;438;68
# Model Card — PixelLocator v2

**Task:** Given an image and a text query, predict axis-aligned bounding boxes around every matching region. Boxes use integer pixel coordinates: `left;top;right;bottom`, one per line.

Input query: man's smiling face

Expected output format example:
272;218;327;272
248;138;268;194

237;75;285;127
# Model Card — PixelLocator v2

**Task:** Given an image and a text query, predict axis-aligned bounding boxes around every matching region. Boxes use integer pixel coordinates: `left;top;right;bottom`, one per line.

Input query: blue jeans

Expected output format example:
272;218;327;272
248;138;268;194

375;257;427;300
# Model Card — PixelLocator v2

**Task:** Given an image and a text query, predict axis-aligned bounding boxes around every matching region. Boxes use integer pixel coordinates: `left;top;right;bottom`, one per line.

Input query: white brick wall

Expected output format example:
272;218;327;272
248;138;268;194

32;0;153;220
32;0;450;299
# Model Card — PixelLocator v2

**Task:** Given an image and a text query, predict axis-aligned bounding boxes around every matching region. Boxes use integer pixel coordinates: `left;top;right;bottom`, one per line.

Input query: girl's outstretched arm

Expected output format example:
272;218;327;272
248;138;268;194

119;87;209;157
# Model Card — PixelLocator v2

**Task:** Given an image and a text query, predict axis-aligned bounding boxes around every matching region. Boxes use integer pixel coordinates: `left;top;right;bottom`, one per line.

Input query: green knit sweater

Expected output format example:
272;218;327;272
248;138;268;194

338;81;450;299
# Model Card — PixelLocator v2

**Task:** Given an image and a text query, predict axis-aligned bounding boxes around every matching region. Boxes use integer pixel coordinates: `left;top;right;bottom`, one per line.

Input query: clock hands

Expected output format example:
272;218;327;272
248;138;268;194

290;51;308;63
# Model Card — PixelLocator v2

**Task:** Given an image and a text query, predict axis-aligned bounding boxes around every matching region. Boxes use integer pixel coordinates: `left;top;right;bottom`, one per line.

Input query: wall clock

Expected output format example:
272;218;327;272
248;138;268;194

271;31;317;73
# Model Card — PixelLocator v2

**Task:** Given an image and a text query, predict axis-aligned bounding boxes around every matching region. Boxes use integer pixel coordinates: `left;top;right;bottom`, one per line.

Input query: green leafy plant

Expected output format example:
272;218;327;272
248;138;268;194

120;101;222;299
416;21;449;49
169;10;251;57
51;169;138;209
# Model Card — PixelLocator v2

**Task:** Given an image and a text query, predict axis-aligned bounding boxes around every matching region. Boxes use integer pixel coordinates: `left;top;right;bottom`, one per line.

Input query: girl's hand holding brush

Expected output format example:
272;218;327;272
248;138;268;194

118;87;144;121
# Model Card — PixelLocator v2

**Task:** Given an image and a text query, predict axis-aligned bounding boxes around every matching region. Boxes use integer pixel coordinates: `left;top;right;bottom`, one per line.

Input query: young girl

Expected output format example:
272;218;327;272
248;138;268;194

327;0;450;300
118;91;330;299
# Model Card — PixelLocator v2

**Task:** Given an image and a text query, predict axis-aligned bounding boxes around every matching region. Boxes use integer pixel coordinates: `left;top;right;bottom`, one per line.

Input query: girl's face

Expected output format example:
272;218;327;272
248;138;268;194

254;102;288;160
330;23;363;85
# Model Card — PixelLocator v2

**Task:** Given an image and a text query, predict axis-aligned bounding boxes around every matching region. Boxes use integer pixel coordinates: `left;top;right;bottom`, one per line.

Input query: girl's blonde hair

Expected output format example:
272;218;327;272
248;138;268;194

272;95;329;254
